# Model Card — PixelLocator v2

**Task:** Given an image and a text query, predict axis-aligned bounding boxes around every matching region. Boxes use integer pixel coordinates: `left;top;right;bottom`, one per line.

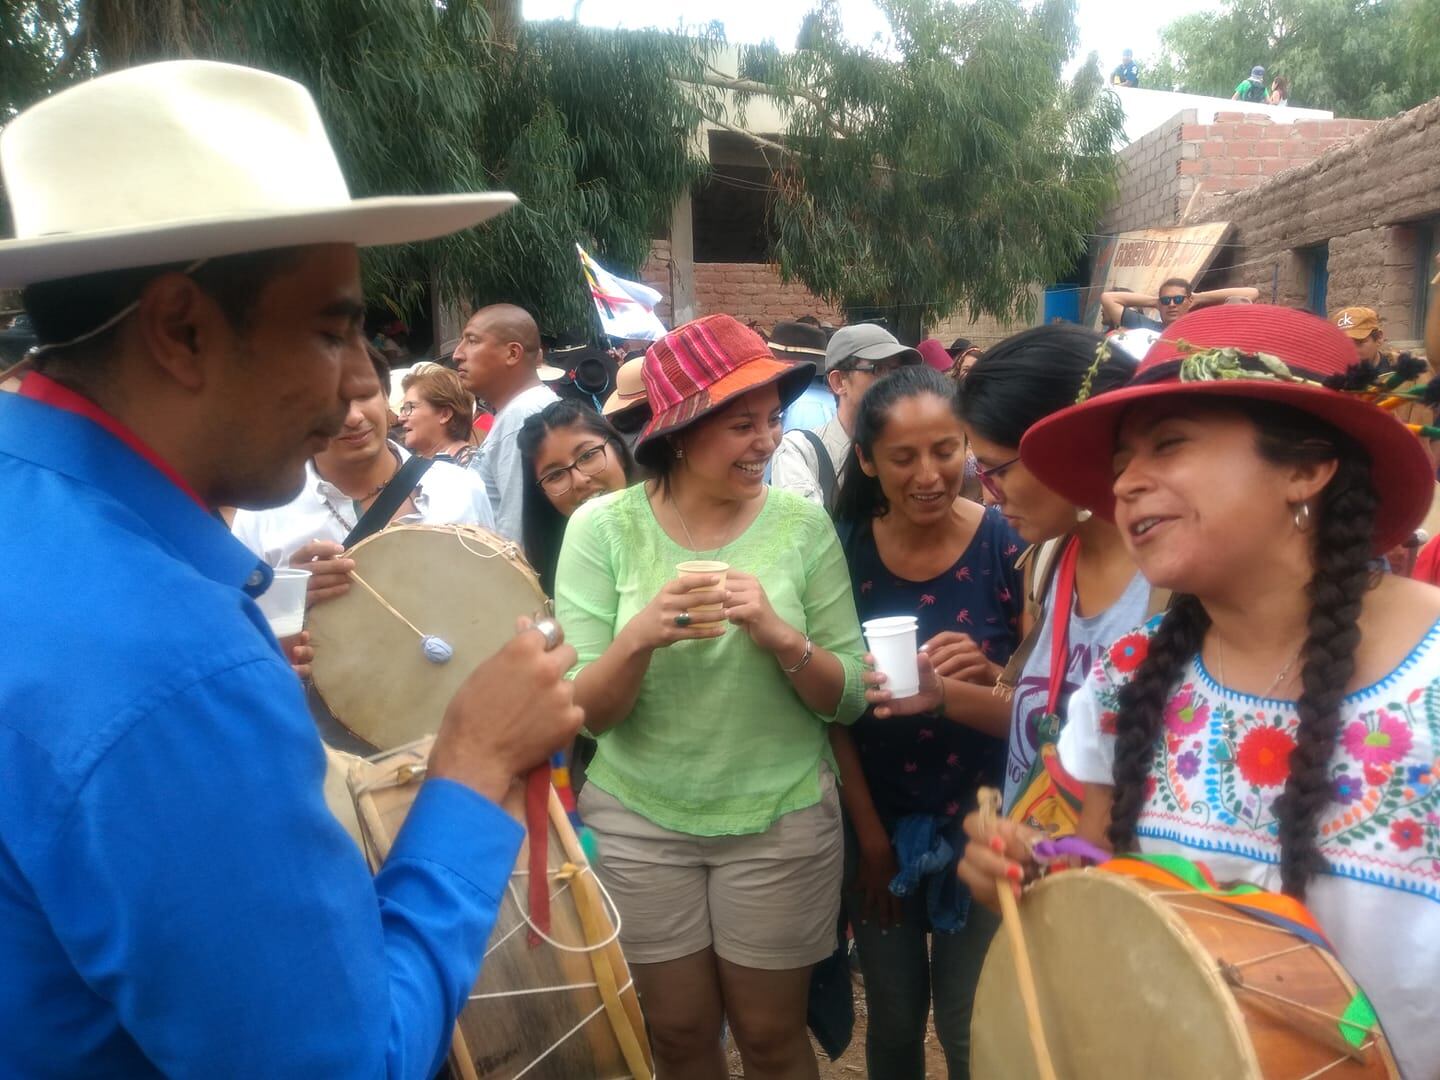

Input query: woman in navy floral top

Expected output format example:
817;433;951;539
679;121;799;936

830;366;1024;1078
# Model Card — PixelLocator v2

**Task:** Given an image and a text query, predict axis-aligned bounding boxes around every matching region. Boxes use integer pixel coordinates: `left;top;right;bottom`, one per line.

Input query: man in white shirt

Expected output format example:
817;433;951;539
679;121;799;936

454;303;559;540
231;350;494;579
771;323;920;510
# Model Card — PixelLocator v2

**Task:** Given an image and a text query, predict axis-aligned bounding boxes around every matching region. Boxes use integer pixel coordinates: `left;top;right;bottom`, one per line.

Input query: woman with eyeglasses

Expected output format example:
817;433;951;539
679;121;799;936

399;364;478;466
944;324;1162;837
828;365;1024;1078
517;401;634;596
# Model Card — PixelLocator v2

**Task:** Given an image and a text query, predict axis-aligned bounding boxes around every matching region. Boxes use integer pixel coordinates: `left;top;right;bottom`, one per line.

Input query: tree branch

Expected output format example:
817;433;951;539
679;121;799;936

689;68;851;139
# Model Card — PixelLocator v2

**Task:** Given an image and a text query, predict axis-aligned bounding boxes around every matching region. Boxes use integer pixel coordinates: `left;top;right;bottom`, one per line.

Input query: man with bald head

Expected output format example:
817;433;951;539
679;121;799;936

454;303;558;540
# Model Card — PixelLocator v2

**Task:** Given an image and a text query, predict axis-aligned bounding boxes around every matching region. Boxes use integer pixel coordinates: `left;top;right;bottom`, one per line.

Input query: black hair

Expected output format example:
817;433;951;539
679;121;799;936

517;401;635;596
1107;400;1378;900
366;343;392;399
22;248;304;375
833;365;961;524
959;324;1136;449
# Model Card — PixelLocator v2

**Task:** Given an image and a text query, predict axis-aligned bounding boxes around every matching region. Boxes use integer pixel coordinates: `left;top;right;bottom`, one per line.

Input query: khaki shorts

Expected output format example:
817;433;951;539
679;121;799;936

578;769;843;970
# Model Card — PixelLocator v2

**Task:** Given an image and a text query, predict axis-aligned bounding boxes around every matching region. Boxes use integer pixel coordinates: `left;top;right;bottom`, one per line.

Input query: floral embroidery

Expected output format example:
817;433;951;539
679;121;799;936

1109;632;1150;674
1392;819;1424;850
1165;685;1210;737
1237;727;1296;788
1343;711;1413;765
1083;621;1440;904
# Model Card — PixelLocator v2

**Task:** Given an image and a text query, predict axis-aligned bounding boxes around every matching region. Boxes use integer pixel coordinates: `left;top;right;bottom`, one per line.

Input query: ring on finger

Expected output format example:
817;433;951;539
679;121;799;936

531;616;563;651
674;611;692;628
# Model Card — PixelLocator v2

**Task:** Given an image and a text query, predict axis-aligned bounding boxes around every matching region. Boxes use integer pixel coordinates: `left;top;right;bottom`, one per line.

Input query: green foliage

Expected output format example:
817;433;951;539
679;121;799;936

1152;0;1440;119
2;1;717;334
733;0;1122;332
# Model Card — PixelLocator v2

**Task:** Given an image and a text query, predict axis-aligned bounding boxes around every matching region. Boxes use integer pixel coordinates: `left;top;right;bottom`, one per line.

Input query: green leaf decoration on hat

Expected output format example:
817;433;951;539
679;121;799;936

1173;342;1302;384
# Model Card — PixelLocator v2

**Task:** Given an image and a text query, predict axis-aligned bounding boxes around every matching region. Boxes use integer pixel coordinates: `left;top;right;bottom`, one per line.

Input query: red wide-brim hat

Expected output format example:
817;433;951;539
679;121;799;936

635;314;814;465
1021;304;1434;554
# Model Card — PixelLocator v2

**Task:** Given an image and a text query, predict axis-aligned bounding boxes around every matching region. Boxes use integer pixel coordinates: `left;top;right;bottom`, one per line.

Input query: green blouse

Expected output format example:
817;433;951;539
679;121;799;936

555;483;868;836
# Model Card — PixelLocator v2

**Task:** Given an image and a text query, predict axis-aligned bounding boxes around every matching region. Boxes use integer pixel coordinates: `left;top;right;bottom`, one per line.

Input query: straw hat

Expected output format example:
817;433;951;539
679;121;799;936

634;315;813;465
0;60;516;288
603;356;648;417
1021;305;1435;554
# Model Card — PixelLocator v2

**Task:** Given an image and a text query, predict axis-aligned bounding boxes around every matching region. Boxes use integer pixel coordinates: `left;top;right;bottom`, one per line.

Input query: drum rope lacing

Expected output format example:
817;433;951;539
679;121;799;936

354;752;644;1080
344;527;532;665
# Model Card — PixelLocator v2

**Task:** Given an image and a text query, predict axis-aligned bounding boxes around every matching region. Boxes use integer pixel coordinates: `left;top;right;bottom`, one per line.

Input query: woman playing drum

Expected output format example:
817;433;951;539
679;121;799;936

555;315;868;1079
955;306;1440;1076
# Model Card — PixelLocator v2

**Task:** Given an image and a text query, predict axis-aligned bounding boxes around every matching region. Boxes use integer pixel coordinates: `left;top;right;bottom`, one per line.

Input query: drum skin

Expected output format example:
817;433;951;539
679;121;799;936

308;525;548;751
971;870;1398;1079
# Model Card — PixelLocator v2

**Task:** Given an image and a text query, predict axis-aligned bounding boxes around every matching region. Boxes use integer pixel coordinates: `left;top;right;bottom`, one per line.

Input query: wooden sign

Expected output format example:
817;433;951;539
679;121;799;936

1082;222;1235;328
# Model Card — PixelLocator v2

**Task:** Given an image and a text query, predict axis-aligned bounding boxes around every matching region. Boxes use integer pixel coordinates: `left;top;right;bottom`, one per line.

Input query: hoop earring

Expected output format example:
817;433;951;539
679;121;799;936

1291;501;1312;532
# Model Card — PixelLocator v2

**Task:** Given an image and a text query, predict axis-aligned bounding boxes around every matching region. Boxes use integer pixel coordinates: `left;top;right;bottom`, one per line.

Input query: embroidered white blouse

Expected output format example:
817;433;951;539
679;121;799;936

1059;618;1440;1079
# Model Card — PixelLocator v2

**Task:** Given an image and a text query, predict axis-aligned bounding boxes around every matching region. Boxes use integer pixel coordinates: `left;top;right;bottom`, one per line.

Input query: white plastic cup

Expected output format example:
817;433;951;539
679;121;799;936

256;568;311;638
676;560;729;615
863;615;921;698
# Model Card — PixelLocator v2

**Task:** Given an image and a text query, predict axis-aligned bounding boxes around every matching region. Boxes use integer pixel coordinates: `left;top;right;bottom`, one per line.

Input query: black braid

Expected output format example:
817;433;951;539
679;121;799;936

1273;452;1377;898
1105;400;1379;901
1107;594;1211;852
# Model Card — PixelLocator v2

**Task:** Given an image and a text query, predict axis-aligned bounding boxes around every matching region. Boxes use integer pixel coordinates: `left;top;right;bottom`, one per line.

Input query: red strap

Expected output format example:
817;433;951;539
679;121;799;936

1045;537;1082;716
19;373;208;508
525;765;552;947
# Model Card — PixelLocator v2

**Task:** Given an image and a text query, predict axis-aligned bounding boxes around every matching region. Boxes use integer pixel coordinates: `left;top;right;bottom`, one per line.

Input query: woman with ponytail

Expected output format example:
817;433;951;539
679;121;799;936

958;306;1440;1077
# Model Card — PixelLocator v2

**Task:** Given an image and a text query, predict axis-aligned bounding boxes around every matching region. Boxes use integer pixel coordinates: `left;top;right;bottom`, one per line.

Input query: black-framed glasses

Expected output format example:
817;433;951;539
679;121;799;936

538;442;611;496
975;455;1020;501
1158;294;1188;306
846;357;911;377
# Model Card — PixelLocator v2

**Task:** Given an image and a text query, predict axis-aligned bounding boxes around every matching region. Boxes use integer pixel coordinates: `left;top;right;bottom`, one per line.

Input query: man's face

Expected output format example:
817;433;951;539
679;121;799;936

453;314;515;401
208;244;375;508
1158;286;1191;325
1354;330;1384;364
314;386;390;476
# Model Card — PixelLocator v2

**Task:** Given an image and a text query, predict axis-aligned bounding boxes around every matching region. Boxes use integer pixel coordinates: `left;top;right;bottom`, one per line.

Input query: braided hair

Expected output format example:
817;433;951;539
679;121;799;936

1107;401;1380;900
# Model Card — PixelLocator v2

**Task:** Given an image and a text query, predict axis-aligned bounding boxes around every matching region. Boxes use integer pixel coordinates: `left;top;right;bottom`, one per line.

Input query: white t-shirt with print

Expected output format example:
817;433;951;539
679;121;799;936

1059;618;1440;1078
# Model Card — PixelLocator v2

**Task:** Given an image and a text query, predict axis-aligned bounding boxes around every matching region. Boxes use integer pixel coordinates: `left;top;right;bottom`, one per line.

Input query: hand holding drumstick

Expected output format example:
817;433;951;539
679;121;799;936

972;788;1057;1080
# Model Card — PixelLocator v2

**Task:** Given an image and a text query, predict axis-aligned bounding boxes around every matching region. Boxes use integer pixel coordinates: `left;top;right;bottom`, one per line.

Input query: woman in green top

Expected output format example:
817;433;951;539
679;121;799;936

556;314;868;1080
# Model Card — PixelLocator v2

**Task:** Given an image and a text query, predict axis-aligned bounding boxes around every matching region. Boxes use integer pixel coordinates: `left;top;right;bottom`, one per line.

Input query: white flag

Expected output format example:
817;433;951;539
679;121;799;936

577;244;667;341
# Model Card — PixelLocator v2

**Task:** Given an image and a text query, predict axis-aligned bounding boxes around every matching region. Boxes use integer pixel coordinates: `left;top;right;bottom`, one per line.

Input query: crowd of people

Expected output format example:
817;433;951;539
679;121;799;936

3;56;1439;1080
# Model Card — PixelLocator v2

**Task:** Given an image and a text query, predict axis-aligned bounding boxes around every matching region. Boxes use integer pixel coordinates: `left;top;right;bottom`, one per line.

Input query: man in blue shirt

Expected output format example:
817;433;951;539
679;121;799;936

0;61;585;1076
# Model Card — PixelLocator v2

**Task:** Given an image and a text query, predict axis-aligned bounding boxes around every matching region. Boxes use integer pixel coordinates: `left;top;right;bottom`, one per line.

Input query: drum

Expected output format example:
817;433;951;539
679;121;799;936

349;740;653;1080
971;862;1398;1078
308;524;548;750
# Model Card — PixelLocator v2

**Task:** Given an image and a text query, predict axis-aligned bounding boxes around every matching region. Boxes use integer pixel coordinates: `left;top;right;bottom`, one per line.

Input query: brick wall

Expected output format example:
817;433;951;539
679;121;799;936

641;242;843;330
1103;111;1376;235
1184;97;1440;341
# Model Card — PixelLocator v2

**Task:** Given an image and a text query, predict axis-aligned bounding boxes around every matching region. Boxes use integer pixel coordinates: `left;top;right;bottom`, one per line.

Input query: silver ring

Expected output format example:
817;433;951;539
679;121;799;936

532;616;562;651
674;611;692;628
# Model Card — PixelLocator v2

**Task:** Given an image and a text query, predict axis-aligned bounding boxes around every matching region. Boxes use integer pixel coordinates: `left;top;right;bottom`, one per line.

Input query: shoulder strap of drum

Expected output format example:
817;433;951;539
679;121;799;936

344;455;433;547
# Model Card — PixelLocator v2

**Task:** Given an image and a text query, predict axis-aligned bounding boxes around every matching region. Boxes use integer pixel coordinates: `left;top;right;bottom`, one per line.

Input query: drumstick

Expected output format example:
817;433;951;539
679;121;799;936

977;788;1058;1080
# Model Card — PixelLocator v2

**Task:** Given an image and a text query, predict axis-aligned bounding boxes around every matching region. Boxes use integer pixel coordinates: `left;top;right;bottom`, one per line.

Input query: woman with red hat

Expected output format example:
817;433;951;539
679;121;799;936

956;305;1440;1075
554;314;868;1078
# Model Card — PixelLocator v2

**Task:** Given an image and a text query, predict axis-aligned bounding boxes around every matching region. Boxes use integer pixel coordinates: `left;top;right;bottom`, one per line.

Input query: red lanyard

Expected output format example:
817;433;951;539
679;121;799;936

1046;536;1082;716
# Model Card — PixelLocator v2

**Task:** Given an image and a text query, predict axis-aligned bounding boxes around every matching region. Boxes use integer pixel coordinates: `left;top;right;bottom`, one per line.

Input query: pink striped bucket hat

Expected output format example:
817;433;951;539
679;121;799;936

635;314;815;463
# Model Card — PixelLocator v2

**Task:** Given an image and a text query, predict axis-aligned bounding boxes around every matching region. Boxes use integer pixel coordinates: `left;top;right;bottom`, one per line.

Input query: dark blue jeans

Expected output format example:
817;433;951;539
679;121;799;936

844;825;1000;1079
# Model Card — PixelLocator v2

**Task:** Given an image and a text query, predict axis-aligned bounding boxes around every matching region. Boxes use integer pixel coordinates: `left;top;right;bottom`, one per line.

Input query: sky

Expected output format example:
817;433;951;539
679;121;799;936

522;0;1216;74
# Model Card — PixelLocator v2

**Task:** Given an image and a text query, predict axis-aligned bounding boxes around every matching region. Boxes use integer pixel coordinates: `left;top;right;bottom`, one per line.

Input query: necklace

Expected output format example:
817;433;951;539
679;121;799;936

670;491;744;558
1214;635;1304;699
318;448;401;532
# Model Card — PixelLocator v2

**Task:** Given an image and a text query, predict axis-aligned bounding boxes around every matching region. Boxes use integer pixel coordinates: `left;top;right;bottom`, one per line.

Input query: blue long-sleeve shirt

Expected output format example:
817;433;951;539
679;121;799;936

0;385;523;1077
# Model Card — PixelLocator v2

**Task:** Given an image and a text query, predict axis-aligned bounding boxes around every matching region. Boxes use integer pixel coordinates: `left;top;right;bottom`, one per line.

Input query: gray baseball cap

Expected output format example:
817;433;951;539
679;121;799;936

824;324;922;373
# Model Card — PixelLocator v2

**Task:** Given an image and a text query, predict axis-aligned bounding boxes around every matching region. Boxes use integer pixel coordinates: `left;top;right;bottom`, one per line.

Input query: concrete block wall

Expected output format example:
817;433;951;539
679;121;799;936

1186;97;1440;340
1101;111;1193;235
641;242;843;330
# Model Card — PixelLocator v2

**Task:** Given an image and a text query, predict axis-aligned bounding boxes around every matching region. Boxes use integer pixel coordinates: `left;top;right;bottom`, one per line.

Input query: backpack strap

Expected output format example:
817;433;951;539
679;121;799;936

796;428;838;513
344;454;433;547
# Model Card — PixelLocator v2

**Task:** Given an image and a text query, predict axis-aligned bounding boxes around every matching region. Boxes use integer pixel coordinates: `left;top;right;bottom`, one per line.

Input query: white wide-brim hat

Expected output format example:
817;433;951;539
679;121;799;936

0;60;517;289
